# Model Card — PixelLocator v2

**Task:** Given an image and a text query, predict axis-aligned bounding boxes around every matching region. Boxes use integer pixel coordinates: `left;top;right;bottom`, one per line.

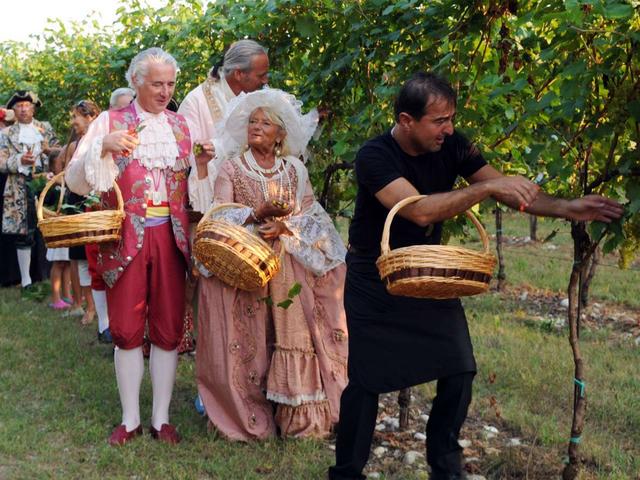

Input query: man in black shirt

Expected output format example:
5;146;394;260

329;72;622;480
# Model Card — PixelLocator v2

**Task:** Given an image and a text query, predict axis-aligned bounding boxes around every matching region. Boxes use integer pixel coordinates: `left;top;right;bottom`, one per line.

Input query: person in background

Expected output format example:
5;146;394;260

0;91;59;294
0;106;19;287
55;100;102;322
109;88;135;109
179;38;270;214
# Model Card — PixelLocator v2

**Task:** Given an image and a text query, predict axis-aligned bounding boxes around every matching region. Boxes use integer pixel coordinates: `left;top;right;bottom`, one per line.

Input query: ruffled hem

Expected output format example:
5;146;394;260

84;136;119;193
266;390;326;405
275;399;333;438
266;347;324;406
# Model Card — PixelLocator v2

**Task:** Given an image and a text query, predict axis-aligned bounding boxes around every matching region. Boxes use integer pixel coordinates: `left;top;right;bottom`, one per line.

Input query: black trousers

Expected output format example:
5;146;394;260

328;372;475;480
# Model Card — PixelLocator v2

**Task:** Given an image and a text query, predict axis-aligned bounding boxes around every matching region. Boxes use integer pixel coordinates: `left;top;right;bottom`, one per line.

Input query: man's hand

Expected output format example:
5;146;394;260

258;220;292;240
102;130;139;156
194;141;214;165
194;141;215;179
485;175;541;211
20;150;35;166
565;195;624;222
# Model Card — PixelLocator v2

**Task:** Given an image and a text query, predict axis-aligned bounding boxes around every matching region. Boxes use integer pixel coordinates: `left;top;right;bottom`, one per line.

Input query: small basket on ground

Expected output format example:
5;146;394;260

193;202;280;291
37;171;125;248
376;195;496;299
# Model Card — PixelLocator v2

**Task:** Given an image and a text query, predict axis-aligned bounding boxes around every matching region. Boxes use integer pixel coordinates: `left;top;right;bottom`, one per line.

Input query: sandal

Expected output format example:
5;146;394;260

48;299;71;310
66;307;85;317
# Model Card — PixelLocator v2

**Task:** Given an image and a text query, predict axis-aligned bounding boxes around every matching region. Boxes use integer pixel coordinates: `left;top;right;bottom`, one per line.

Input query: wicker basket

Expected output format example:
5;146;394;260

37;172;125;248
376;195;496;299
193;202;280;291
31;173;62;219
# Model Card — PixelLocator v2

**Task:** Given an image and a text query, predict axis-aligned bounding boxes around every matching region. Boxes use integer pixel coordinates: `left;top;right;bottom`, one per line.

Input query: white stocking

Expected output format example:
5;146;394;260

92;289;109;333
114;346;143;431
16;248;32;287
149;344;178;430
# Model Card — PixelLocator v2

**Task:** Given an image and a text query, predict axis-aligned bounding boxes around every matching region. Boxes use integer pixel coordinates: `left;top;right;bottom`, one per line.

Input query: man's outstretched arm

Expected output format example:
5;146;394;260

468;164;624;223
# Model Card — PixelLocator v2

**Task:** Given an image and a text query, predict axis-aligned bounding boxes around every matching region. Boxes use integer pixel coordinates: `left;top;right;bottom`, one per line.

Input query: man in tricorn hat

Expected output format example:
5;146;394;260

0;90;59;291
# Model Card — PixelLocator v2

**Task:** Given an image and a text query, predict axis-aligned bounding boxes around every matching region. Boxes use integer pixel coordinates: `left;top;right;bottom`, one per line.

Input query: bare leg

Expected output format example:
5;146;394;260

50;261;63;303
68;260;83;309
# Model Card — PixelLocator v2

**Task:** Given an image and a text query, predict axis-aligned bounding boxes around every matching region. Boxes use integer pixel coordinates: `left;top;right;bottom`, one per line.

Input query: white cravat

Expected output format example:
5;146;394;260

17;123;44;174
132;100;180;171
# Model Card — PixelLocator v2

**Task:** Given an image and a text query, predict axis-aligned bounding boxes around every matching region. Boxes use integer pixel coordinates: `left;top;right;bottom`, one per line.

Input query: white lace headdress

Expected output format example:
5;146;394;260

213;88;319;163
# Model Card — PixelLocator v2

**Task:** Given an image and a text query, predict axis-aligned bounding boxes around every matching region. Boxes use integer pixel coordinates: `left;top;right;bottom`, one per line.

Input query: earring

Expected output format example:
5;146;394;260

274;142;282;157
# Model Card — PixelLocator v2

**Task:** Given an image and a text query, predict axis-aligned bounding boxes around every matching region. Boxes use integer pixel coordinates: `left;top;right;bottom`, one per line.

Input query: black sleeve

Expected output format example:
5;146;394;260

454;132;487;179
354;140;402;195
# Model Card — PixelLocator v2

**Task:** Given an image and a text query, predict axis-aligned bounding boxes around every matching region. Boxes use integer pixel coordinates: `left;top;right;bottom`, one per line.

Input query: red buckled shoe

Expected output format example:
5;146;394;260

149;423;181;444
108;424;143;446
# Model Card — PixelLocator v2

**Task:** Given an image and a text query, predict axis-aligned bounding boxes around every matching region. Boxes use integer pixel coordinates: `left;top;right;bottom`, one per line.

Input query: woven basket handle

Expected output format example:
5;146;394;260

198;202;249;227
379;194;490;255
36;171;125;221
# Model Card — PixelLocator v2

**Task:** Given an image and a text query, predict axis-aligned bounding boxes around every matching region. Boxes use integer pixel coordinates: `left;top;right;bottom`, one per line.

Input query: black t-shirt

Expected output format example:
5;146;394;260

348;130;487;253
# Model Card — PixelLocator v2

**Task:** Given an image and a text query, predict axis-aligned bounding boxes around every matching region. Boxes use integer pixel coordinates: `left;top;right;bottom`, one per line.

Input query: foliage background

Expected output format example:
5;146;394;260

1;0;638;258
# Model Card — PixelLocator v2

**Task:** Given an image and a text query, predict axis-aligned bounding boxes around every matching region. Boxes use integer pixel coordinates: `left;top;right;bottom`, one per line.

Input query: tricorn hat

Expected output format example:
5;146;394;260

7;90;42;110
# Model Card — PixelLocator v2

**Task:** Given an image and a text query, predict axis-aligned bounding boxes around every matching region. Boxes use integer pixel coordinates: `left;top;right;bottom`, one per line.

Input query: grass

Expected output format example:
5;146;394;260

1;211;638;479
0;287;332;480
465;293;640;478
482;212;639;308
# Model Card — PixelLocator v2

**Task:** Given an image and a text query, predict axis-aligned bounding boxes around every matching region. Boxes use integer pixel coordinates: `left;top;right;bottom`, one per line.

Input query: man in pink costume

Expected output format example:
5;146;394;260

66;47;191;446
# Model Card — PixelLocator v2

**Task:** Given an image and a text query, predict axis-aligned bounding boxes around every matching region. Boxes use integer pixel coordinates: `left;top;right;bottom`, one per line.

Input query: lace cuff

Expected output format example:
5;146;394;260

188;170;213;213
84;137;119;193
211;205;252;225
281;201;346;276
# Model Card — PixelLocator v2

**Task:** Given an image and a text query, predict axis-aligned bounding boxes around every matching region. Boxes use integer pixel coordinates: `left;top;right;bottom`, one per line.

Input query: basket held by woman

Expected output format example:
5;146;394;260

193;202;280;291
376;195;496;299
37;171;125;248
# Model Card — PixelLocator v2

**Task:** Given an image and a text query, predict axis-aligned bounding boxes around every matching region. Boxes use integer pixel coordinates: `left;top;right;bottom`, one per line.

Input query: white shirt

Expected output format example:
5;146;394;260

178;75;237;213
17;122;44;174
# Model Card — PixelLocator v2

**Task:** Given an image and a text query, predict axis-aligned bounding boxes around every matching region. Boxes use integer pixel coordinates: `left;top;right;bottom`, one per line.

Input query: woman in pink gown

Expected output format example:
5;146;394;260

194;89;348;440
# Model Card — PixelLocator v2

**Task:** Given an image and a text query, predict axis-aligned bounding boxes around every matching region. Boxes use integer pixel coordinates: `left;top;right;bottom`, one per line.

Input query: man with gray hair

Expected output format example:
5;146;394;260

109;87;135;109
66;47;192;446
178;38;269;212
